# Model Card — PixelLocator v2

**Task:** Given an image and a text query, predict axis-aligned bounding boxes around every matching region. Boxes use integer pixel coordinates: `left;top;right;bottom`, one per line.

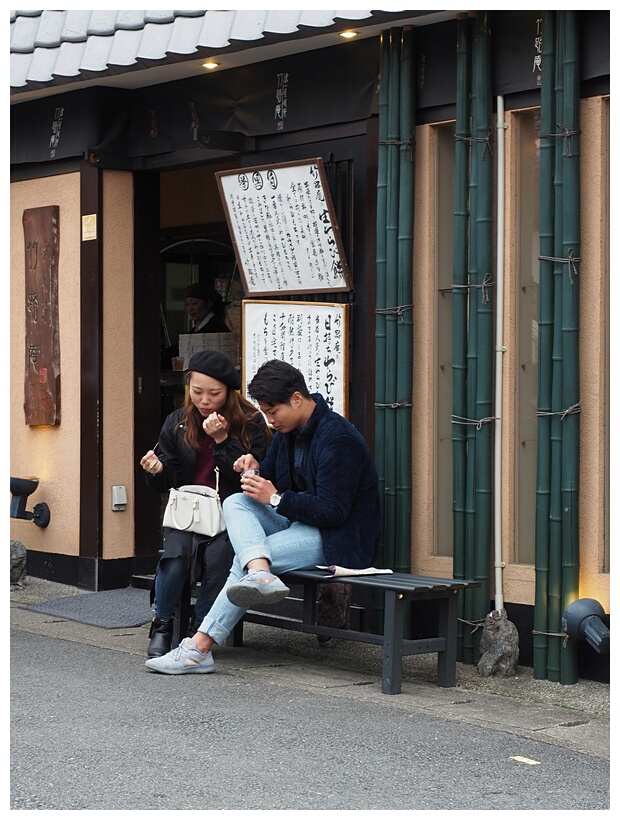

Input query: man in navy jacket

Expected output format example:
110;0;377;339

146;359;381;675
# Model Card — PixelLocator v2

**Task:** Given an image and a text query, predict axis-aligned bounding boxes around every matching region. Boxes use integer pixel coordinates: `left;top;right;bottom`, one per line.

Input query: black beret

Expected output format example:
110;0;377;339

187;350;240;390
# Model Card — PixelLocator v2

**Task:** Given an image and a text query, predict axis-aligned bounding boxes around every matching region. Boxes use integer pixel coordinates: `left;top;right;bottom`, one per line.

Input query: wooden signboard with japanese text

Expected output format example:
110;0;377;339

216;159;352;297
242;300;349;418
23;206;61;426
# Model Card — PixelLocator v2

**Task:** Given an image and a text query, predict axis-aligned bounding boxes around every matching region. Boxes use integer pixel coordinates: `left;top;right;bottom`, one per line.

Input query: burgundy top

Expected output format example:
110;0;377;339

192;437;216;489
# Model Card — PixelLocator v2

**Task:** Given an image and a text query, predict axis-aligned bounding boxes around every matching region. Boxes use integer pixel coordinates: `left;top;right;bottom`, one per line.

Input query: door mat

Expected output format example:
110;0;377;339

26;587;154;629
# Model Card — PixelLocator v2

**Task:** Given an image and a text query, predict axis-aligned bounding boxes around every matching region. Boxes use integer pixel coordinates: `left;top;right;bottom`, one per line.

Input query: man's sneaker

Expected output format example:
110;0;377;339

226;570;290;607
144;637;215;675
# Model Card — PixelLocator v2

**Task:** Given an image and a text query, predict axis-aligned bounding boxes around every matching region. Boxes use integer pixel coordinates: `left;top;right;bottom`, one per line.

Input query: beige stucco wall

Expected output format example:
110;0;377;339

10;173;82;555
10;169;136;561
411;100;610;612
101;170;135;559
577;97;609;608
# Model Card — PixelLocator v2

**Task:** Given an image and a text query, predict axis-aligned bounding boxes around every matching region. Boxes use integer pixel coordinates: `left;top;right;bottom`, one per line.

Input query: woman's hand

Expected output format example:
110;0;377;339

140;449;163;475
203;412;228;444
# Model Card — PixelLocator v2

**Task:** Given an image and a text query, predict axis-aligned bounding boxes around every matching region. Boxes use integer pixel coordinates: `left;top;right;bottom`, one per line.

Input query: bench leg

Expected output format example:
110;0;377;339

301;580;318;625
229;619;244;647
436;590;458;687
382;589;404;694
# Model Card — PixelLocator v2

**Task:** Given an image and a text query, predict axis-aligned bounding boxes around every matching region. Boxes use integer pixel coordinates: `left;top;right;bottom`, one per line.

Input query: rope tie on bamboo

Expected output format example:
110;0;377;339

538;248;580;284
452;273;493;303
536;400;581;421
458;617;486;633
532;628;570;647
451;415;497;431
454;129;493;160
540;123;581;157
375;401;413;409
375;304;413;322
377;132;415;160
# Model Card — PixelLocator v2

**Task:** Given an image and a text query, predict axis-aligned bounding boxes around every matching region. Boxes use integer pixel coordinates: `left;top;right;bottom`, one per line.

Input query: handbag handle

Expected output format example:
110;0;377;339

169;494;199;531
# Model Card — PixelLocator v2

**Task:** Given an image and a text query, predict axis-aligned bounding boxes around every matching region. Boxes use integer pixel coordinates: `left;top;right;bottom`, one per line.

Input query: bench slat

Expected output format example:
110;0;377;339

281;568;479;593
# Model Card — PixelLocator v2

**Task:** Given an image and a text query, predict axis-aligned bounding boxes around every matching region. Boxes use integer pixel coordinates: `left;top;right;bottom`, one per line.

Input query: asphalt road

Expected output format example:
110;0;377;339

10;630;610;812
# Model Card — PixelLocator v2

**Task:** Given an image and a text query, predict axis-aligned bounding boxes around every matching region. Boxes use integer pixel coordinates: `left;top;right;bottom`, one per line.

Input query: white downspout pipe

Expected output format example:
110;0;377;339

494;96;507;610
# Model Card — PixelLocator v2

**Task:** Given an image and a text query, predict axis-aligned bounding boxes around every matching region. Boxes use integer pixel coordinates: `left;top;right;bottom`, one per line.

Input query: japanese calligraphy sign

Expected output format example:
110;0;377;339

216;159;352;296
242;300;349;418
22;206;61;425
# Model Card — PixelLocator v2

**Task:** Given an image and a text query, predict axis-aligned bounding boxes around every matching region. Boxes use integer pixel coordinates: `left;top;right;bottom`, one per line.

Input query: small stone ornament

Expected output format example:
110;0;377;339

477;608;519;677
10;539;27;586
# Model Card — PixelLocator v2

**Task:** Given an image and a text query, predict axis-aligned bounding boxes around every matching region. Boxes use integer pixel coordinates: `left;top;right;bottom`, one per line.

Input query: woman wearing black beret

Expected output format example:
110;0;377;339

140;350;271;658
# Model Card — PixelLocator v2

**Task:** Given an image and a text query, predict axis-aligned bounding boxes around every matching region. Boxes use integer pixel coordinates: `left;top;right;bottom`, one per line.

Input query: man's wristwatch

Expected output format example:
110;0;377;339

269;492;281;507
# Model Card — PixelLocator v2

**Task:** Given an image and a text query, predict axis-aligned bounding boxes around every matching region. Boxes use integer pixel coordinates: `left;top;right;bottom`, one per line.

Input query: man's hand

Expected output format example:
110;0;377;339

240;472;277;505
233;453;259;473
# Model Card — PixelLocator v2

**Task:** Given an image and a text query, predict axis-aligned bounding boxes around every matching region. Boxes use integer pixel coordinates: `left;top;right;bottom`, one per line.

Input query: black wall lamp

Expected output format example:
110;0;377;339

562;598;610;654
10;476;51;528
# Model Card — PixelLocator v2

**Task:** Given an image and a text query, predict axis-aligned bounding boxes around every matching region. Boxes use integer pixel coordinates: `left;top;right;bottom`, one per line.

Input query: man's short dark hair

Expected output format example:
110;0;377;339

248;359;311;405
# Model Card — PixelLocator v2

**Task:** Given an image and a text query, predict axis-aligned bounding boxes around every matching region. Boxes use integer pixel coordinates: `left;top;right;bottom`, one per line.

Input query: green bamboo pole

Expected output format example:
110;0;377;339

547;13;566;682
559;11;580;685
472;11;494;658
452;13;472;659
534;10;556;680
395;26;415;573
375;28;391;569
382;28;402;569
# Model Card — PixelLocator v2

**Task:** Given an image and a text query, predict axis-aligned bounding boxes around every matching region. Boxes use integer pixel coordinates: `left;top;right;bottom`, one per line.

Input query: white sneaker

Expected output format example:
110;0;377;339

144;637;215;675
226;570;290;607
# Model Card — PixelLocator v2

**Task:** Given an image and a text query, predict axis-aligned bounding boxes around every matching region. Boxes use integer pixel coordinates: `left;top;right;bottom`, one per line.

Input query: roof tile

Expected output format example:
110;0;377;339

86;11;121;38
32;9;67;49
60;11;91;43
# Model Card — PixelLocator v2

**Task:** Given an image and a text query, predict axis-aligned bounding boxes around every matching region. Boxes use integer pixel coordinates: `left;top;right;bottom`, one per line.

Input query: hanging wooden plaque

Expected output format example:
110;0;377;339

216;158;352;297
242;299;349;417
23;206;61;425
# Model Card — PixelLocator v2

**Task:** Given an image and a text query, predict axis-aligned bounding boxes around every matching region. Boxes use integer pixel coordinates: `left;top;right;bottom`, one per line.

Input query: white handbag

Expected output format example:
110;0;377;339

163;468;226;537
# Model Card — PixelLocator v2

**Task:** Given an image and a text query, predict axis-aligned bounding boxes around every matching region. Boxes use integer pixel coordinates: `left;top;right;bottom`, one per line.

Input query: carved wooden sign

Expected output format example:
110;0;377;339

23;206;61;425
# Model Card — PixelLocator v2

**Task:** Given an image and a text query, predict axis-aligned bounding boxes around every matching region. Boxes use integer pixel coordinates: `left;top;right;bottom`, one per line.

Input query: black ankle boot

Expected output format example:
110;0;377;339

147;616;174;658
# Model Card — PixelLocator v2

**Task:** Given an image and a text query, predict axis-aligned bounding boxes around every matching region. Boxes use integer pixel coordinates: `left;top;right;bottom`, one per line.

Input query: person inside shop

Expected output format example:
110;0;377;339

161;282;230;369
145;358;382;675
184;281;231;334
140;349;271;659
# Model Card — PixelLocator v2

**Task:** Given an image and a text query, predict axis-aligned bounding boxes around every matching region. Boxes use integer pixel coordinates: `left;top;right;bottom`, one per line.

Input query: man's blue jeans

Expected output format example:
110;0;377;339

197;493;324;645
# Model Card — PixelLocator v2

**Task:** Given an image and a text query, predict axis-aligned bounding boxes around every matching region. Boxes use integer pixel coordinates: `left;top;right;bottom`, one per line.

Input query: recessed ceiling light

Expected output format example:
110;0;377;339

202;60;219;70
340;30;358;39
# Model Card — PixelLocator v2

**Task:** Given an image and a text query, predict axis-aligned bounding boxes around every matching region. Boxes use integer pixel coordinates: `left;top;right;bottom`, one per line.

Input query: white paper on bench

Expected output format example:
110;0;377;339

316;565;394;577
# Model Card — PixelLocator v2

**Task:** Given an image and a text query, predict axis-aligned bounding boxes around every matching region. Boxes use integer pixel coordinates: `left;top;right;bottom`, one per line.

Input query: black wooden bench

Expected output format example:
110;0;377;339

227;569;480;695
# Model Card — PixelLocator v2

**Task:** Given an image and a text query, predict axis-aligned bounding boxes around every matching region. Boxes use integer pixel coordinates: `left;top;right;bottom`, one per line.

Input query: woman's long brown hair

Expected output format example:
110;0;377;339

181;373;271;452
